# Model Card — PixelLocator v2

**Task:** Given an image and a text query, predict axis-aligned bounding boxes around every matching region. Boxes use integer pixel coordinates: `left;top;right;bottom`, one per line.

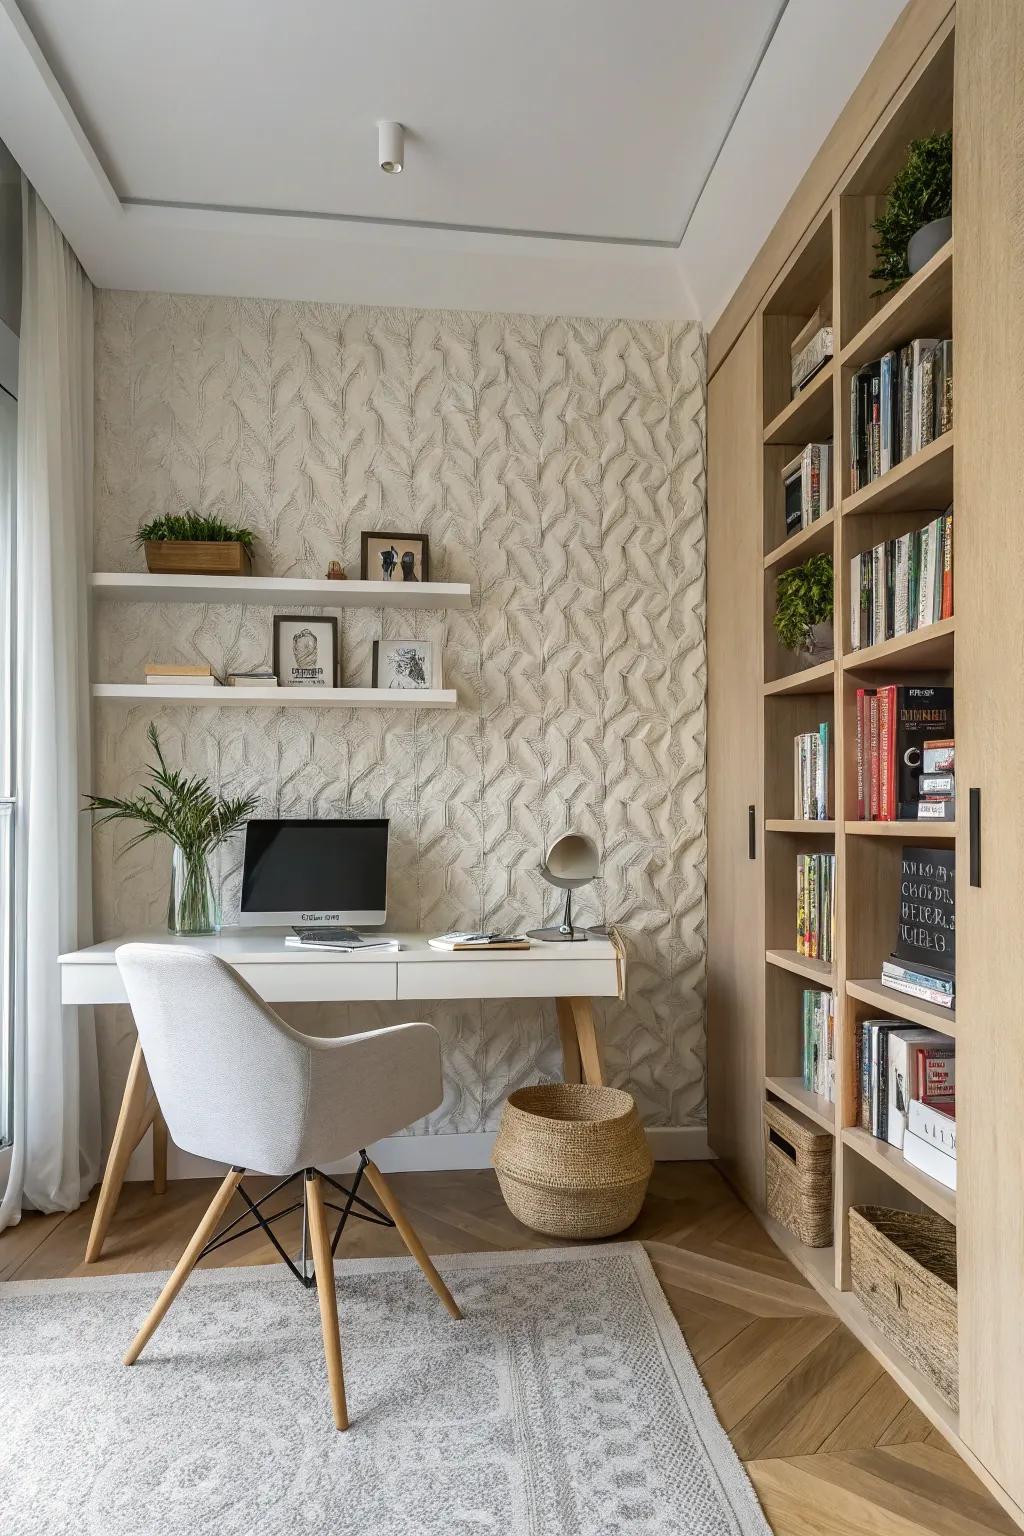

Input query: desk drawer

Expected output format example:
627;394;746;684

235;963;396;1003
397;958;617;1001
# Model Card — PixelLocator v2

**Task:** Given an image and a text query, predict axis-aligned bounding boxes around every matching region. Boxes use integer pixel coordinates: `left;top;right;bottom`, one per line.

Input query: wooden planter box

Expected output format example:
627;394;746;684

143;540;252;577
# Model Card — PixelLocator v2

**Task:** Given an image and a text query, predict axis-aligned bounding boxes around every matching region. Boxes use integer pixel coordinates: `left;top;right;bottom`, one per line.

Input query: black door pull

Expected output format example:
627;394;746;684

969;787;981;887
748;805;756;860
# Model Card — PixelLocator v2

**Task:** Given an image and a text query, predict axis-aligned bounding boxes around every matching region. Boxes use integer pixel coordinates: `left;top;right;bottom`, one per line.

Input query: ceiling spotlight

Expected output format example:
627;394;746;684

378;121;404;174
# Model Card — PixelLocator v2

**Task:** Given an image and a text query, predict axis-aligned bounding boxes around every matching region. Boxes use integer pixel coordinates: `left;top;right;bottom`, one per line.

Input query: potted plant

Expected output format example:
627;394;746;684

84;724;258;934
870;131;952;292
774;553;834;667
135;511;257;576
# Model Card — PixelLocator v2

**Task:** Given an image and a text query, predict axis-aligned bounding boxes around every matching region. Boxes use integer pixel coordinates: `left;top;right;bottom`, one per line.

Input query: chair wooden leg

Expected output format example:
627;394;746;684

306;1171;349;1431
363;1161;462;1320
123;1168;244;1366
151;1108;169;1196
85;1041;152;1263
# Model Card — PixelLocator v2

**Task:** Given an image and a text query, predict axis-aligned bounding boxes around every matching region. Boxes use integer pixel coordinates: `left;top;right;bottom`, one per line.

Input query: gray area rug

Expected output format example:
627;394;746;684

1;1242;770;1536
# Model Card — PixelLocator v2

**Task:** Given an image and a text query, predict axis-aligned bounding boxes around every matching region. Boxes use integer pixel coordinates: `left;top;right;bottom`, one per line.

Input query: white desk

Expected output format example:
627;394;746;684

59;928;623;1261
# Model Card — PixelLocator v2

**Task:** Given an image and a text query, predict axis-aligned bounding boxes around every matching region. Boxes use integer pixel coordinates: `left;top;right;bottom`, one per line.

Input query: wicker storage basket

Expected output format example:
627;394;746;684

491;1084;653;1239
763;1099;833;1247
849;1205;958;1408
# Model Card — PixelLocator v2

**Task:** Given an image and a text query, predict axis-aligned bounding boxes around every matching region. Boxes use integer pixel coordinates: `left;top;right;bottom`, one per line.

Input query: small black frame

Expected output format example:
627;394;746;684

272;614;339;688
360;531;430;583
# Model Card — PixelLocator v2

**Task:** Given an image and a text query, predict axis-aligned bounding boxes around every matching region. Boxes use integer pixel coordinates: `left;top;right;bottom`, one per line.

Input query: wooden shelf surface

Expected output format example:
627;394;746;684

91;572;473;609
763;512;836;571
763;363;834;446
765;949;834;985
841;241;953;371
765;819;836;834
764;659;836;697
845;819;955;840
846;978;957;1035
93;684;458;708
842;434;954;517
844;616;954;673
842;1126;956;1224
765;1075;836;1132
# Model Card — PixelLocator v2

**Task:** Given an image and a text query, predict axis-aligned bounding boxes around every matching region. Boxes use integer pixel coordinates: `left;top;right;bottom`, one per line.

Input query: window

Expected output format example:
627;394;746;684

0;134;18;1158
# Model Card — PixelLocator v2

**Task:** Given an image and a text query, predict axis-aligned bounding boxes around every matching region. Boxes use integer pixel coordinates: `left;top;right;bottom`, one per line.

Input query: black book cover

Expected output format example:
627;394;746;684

895;846;955;976
885;538;896;639
896;685;954;817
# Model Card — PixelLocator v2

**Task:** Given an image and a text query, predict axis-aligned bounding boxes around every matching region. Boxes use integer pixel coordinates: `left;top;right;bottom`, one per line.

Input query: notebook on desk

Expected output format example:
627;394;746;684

285;931;401;952
428;932;531;951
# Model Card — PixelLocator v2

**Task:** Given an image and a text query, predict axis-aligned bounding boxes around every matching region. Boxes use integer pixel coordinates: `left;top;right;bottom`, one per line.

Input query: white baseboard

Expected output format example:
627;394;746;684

124;1124;711;1181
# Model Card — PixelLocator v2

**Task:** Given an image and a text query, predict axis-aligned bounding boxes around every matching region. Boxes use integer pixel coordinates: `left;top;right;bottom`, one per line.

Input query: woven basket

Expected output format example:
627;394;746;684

849;1205;958;1408
491;1084;653;1239
763;1099;833;1247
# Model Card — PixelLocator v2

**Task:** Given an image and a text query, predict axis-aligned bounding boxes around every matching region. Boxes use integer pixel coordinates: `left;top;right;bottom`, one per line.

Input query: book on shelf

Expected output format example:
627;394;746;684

144;663;220;686
857;1018;954;1141
893;843;955;980
791;324;833;394
802;988;835;1103
793;721;830;819
849;509;953;651
782;442;834;535
881;956;955;1007
902;1126;957;1190
849;337;952;492
227;671;278;688
854;686;953;821
796;852;835;963
908;1096;956;1159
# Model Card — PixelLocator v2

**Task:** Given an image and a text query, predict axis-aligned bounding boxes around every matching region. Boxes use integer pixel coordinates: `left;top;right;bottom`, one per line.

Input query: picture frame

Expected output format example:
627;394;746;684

371;638;439;691
273;615;339;688
360;531;430;584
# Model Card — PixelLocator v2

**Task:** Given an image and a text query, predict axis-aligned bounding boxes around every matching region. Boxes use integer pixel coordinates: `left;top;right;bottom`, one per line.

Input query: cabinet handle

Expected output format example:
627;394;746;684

748;805;756;861
969;788;981;887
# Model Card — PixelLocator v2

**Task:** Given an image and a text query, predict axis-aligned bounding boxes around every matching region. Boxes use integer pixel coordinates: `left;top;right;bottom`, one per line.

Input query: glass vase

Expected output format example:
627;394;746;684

168;844;220;935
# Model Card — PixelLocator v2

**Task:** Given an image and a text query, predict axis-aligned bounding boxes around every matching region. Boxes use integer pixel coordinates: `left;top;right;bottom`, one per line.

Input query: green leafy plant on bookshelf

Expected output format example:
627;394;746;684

134;511;256;551
774;553;835;658
870;131;953;293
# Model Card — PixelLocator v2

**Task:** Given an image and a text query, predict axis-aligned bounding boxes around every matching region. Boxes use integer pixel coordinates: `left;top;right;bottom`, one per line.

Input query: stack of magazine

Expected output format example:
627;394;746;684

428;932;530;951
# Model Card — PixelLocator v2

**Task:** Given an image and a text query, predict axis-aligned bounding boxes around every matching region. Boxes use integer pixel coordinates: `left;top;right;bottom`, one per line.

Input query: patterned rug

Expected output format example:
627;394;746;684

1;1243;769;1535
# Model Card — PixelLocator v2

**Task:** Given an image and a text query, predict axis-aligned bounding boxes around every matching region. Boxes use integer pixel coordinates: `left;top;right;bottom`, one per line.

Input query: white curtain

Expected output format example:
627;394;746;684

0;182;99;1231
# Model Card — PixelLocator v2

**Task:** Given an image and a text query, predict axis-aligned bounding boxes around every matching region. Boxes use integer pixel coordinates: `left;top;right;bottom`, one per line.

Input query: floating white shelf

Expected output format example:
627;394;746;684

92;684;458;709
90;572;473;610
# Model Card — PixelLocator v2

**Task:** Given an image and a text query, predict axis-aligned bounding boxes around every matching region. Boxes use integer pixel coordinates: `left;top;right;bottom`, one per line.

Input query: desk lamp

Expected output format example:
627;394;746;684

528;833;599;943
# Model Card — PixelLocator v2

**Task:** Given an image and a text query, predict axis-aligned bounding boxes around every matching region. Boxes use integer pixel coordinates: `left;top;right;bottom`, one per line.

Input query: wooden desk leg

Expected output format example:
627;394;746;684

151;1109;168;1196
556;998;582;1083
84;1041;152;1263
570;997;605;1087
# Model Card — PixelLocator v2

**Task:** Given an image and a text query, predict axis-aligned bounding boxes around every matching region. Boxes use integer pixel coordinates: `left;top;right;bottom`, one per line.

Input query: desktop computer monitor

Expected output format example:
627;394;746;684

238;818;389;927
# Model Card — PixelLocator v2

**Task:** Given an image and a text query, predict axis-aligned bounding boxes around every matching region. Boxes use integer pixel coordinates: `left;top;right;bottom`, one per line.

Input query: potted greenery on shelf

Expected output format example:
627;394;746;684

870;130;952;292
136;511;257;576
84;724;258;935
774;553;834;667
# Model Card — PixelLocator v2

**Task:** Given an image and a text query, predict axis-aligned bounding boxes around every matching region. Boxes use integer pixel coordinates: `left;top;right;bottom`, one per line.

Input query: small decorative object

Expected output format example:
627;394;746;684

273;615;339;688
763;1100;833;1247
773;552;834;665
361;531;430;582
492;1083;653;1239
372;638;436;689
870;131;953;292
326;561;347;580
135;512;256;576
83;723;257;935
528;832;600;943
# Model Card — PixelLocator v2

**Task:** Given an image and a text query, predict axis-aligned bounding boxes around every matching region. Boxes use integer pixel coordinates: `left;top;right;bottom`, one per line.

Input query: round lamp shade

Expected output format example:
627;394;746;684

541;833;600;890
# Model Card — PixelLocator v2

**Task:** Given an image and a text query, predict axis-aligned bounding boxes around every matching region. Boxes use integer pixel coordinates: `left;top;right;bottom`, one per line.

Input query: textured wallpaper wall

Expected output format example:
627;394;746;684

91;292;707;1144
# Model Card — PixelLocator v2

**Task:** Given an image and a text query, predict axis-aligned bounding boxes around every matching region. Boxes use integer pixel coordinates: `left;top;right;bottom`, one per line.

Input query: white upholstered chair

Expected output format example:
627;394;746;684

114;942;461;1430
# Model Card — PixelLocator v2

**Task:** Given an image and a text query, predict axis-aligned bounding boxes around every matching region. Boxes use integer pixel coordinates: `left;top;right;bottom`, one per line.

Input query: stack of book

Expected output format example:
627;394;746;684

802;988;835;1103
228;670;278;688
783;442;834;535
791;309;833;394
428;932;530;951
854;685;953;821
849;509;953;649
903;1096;956;1190
796;852;835;963
858;1017;954;1178
918;738;955;819
881;956;954;1009
849;336;953;490
793;722;830;820
145;663;220;687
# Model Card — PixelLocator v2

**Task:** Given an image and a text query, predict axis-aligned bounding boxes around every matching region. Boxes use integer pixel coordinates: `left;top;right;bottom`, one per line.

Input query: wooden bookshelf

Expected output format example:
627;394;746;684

843;616;955;672
843;1127;957;1224
765;819;836;834
845;977;956;1035
842;433;954;516
764;511;835;570
765;1075;835;1132
762;660;835;697
840;239;953;370
765;949;833;985
845;819;955;839
763;363;834;447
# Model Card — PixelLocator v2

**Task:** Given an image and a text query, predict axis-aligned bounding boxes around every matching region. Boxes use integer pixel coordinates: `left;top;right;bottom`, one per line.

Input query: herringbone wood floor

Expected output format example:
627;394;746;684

1;1162;1014;1536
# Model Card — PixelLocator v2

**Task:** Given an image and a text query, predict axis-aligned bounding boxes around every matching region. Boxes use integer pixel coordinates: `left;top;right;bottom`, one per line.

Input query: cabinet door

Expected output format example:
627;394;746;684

954;0;1024;1510
706;316;765;1203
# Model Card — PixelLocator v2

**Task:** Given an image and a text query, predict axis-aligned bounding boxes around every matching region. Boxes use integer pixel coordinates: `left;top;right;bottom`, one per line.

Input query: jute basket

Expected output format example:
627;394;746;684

491;1084;653;1239
849;1205;958;1408
763;1099;833;1247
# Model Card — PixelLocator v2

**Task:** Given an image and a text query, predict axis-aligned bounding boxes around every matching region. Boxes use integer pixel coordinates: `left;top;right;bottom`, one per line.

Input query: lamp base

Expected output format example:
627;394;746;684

527;925;589;943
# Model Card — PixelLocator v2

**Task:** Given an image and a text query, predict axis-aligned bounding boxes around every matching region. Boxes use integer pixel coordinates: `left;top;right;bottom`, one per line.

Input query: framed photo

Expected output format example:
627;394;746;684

361;531;430;584
273;615;339;688
372;638;438;691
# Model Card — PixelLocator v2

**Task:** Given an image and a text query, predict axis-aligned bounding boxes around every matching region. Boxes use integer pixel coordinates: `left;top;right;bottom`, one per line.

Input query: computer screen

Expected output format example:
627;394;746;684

238;818;388;926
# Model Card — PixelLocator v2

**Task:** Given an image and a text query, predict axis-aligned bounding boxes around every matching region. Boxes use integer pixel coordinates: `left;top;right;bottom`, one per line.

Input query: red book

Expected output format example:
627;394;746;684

941;513;954;619
917;1047;956;1100
885;685;898;819
855;688;867;819
869;693;880;820
879;688;890;820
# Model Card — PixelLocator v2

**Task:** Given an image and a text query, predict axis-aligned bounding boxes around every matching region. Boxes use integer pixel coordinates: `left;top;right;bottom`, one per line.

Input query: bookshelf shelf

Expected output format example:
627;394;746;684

765;819;835;834
763;512;836;571
842;1126;957;1224
763;363;834;447
765;1075;836;1132
846;979;956;1036
763;660;836;697
840;240;953;372
765;949;833;985
842;433;954;518
844;820;955;840
843;616;955;673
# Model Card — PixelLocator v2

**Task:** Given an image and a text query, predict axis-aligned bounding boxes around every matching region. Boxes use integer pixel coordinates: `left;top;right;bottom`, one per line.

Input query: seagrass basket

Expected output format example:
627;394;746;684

763;1099;833;1247
849;1205;958;1408
491;1084;653;1239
